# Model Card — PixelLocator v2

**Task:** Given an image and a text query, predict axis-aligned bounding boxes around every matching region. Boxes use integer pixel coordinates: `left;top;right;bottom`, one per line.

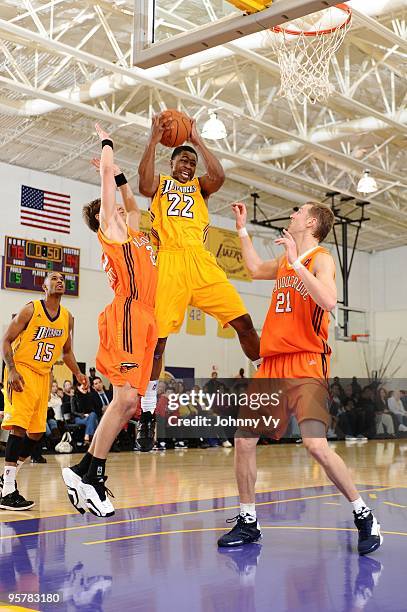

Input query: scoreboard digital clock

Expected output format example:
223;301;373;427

2;236;80;297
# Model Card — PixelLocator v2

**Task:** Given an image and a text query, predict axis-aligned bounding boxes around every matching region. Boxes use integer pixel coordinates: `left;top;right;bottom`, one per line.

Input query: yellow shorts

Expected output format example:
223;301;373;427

2;364;50;434
155;246;247;337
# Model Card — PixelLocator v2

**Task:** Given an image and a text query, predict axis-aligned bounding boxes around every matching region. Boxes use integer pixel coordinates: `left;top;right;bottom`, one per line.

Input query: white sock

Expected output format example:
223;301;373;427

3;466;17;497
141;380;158;414
16;459;27;475
352;497;370;515
240;503;257;522
252;358;262;370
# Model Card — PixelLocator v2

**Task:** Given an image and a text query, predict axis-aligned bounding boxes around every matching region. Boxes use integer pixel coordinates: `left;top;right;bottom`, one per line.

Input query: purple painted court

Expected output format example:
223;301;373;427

0;484;405;612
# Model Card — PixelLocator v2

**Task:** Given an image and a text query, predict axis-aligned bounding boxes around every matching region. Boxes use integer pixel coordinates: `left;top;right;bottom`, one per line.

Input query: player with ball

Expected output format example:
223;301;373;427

136;110;261;450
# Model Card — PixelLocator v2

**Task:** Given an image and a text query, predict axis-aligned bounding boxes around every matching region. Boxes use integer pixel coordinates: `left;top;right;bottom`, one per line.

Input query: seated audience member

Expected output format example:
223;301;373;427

48;380;63;421
204;371;222;395
336;399;358;439
343;384;357;402
329;383;344;417
234;368;247;380
70;382;98;445
374;387;395;436
88;376;112;418
351;376;362;396
356;387;377;438
400;390;407;410
89;366;97;387
388;390;407;431
62;380;74;415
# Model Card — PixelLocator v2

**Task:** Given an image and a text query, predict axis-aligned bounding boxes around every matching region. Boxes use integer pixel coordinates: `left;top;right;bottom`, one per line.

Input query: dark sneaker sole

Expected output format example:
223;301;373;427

0;501;35;511
359;534;383;556
137;439;155;452
217;533;262;548
85;498;115;518
66;487;86;515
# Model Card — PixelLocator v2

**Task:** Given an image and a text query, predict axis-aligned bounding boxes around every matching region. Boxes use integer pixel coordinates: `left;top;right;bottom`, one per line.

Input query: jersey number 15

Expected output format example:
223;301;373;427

34;342;55;362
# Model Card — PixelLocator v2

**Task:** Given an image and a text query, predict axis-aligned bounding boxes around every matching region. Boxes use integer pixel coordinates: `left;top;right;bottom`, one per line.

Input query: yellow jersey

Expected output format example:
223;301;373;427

150;174;209;249
12;300;70;376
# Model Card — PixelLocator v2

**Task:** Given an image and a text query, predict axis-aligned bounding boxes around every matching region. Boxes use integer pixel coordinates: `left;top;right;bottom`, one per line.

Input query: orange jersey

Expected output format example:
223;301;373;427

98;226;157;306
260;246;332;358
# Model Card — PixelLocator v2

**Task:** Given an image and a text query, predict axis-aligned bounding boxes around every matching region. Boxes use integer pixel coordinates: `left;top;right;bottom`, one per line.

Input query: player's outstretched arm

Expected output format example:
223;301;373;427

138;115;169;197
91;157;141;232
232;202;280;280
95;123;118;231
62;313;89;389
275;230;337;311
1;303;34;393
119;182;141;232
190;119;225;198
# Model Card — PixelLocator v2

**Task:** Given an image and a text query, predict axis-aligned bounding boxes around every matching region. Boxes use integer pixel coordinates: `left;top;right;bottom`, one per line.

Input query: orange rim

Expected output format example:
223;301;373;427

271;4;351;37
351;334;369;342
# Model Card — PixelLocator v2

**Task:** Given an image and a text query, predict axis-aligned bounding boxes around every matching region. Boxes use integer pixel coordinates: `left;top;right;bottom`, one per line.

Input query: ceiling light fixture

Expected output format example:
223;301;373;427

201;112;227;140
357;170;377;194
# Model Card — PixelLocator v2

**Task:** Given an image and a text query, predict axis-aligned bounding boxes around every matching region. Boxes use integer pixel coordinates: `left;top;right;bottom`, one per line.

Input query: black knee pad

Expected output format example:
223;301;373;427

20;435;42;459
5;434;24;463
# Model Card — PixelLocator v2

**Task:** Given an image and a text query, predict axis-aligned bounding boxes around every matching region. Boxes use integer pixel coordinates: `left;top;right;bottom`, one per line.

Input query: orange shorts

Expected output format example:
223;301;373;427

96;297;157;395
237;352;330;439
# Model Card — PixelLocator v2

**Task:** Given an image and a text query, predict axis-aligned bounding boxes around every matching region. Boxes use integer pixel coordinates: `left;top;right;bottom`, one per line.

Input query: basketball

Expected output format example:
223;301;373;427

160;109;192;148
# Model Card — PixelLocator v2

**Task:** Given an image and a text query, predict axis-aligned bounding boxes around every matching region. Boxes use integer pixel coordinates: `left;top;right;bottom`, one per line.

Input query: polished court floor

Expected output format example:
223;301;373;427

0;440;406;612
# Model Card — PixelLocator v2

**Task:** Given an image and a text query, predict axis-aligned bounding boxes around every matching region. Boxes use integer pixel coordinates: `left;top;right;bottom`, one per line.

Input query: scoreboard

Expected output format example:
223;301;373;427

2;236;80;296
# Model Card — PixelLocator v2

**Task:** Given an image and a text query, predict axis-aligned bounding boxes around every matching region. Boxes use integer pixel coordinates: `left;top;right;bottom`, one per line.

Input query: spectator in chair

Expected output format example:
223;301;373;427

336;399;357;439
89;367;97;387
352;376;362;396
374;387;395;437
70;382;98;446
388;390;407;431
48;380;63;422
329;383;344;417
356;387;376;438
88;376;112;419
62;380;74;415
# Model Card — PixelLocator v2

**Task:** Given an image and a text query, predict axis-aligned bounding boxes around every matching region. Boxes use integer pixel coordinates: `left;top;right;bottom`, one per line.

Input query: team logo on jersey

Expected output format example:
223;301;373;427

161;179;197;195
102;253;117;287
119;362;139;373
273;276;309;300
33;326;64;340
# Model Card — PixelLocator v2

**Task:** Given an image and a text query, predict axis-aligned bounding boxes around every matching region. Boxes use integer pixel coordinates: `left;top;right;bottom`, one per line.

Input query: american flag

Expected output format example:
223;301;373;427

20;185;70;234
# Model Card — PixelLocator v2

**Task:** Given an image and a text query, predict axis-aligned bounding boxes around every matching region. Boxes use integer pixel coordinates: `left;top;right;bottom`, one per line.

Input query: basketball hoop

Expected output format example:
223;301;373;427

268;4;352;104
351;334;370;343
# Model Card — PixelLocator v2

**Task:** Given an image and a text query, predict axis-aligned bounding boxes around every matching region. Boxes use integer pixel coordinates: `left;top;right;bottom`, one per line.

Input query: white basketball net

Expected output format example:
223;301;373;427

268;6;352;104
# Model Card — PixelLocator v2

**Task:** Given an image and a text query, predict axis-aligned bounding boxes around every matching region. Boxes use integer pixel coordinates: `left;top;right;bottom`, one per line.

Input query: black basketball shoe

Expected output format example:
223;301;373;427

354;510;383;555
136;412;156;452
0;475;19;497
218;514;262;548
0;489;35;510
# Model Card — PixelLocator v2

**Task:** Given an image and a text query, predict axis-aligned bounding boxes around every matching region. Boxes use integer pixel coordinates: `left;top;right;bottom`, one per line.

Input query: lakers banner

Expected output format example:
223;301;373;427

186;306;206;336
217;322;236;339
207;227;251;281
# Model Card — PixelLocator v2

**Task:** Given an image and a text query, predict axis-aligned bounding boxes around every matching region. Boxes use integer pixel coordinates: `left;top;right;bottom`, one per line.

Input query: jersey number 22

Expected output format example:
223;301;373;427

167;194;194;218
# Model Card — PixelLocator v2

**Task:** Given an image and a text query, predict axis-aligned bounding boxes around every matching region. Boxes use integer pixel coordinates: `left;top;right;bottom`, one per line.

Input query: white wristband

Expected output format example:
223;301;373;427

292;258;303;271
238;227;249;238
